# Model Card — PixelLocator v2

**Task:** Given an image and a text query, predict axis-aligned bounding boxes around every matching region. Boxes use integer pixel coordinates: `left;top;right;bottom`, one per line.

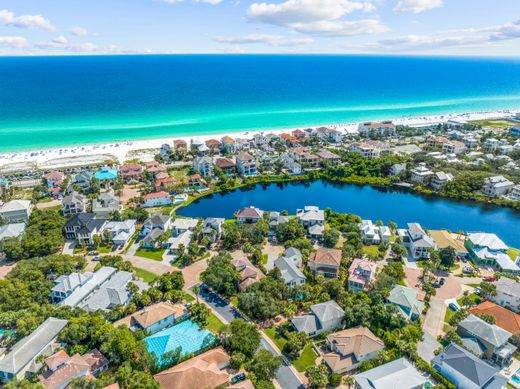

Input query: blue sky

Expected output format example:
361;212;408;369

1;0;520;55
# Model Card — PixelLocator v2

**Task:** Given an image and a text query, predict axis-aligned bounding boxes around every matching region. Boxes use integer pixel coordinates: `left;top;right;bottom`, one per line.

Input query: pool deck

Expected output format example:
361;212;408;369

503;358;520;388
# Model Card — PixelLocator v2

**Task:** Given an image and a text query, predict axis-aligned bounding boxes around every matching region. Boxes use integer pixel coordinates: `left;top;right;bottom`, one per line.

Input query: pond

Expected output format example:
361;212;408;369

177;179;520;247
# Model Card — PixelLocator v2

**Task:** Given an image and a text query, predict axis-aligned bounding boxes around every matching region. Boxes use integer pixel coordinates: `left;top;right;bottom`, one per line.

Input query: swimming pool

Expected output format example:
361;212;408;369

512;374;520;385
144;320;216;367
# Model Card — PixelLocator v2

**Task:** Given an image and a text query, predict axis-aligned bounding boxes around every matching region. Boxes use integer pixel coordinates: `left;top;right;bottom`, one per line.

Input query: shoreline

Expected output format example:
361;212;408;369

0;109;517;172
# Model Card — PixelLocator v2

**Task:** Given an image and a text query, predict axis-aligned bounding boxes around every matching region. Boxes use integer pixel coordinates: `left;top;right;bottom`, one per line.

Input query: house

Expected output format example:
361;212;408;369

232;257;264;291
484;138;500;152
142;213;172;235
390;163;407;177
432;343;507;389
443;140;467;154
387;285;424;320
354;357;426;389
221;136;237;153
291;300;345;337
160;143;172;158
153;347;230;389
348;259;377;292
173;139;188;153
510;185;520;201
279;153;302;175
410;163;433;184
427;135;450;149
72;172;92;192
113;302;187;334
51;271;95;303
215;158;236;176
38;349;109;389
171;217;199;237
267;211;290;237
235;152;257;176
350;141;389;159
470;301;520;335
481;176;514;198
358;121;396;137
205;139;221;153
401;223;436;259
511;126;520;136
167;230;193;253
492;277;520;313
103;219;137;247
274;253;306;287
202;218;225;243
457;314;515;367
0;317;68;384
236;206;263;223
142;191;172;208
0;223;25;243
431;172;454;191
465;232;519;273
119;163;143;183
316;149;341;163
61;191;88;215
43;171;65;188
322;327;385;374
308;248;342;278
297;206;324;229
288;148;320;169
0;200;33;223
145;161;168;175
60;266;132;312
193;156;214;177
360;220;391;244
190;139;208;155
63;213;106;245
315;127;343;142
92;192;120;218
429;230;468;258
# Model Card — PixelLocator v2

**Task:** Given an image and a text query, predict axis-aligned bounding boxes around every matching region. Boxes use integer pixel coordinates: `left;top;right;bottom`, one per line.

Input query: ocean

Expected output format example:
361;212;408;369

1;54;520;153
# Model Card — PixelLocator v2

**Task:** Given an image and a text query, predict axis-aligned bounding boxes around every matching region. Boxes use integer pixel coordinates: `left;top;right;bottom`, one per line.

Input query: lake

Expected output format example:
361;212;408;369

177;180;520;247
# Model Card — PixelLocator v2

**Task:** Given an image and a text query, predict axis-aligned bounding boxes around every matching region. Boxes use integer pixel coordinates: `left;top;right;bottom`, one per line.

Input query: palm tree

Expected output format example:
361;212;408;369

344;375;355;389
193;285;200;304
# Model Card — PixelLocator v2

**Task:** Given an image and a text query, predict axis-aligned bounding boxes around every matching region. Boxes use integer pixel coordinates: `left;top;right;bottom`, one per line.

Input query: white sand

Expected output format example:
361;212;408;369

0;110;517;171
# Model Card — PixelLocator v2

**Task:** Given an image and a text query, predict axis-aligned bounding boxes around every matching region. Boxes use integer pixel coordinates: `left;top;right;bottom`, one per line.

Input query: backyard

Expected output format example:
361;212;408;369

263;327;318;372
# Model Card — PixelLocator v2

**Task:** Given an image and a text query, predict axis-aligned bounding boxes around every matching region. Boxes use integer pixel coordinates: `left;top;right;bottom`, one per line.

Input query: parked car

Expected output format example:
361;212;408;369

231;373;246;384
92;255;101;261
439;278;445;286
448;303;459;312
474;287;481;296
463;265;474;274
484;276;495;282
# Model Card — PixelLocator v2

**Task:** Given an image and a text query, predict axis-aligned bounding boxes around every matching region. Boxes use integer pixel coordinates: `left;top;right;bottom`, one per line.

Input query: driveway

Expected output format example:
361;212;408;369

417;331;441;363
181;259;208;290
196;286;304;389
62;241;76;255
404;268;461;300
0;260;15;279
121;254;173;275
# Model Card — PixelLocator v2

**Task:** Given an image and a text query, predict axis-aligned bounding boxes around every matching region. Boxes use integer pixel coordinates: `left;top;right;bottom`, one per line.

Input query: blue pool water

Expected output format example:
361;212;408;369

0;330;14;336
144;320;216;367
512;374;520;384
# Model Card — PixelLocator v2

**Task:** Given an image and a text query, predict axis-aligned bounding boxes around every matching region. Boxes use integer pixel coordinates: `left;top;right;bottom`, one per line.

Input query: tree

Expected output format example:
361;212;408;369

479;281;497;299
193;285;200;303
275;219;305;243
476;313;496;325
344;375;355;389
283;331;307;356
115;362;159;388
391;243;407;259
329;372;342;387
439;247;456;268
306;364;329;388
230;352;246;370
201;252;239;297
220;319;261;358
323;228;340;248
188;303;210;327
248;349;282;382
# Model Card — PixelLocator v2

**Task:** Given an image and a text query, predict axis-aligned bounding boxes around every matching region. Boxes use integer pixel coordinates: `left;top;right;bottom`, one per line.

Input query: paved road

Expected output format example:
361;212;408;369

197;286;305;389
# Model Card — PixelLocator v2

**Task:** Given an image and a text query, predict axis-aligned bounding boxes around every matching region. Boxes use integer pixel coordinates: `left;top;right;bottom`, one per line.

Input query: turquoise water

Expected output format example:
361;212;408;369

144;320;216;367
1;55;520;153
177;180;520;246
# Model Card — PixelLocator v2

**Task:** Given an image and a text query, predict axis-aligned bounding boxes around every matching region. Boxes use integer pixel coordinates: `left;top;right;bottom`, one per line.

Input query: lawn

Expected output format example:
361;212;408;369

206;313;225;334
135;248;165;261
457;293;481;307
183;292;195;302
98;244;112;254
292;343;318;372
134;268;157;284
264;327;288;351
468;119;516;129
508;248;520;261
444;308;455;324
362;245;380;257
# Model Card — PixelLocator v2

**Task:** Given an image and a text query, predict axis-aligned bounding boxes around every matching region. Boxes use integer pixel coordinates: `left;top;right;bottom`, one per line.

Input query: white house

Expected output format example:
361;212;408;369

492;277;520;313
431;172;454;191
481;176;514;198
410;163;433;184
142;191;172;208
171;218;199;237
291;300;345;337
358;121;396;137
103;219;137;247
0;200;33;223
193;156;214;177
360;220;391;244
401;223;437;259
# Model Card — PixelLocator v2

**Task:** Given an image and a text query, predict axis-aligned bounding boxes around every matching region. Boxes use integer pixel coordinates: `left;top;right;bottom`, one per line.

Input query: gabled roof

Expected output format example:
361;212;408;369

432;343;507;388
495;277;520;298
0;223;25;240
143;191;170;200
0;199;32;213
0;317;68;375
354;358;426;389
468;233;508;251
458;314;511;348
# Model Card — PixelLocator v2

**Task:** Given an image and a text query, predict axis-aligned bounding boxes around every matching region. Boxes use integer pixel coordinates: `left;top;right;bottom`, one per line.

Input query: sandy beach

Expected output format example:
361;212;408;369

0;110;517;173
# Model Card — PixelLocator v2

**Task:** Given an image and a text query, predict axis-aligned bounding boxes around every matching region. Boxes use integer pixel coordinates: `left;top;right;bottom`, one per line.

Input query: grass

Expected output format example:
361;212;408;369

264;327;288;351
135;248;165;261
98;244;112;254
508;248;520;261
362;245;380;257
230;296;238;306
443;324;452;333
37;197;52;203
206;312;225;334
457;293;481;307
183;292;195;303
134;268;157;284
444;308;455;324
468;119;516;129
292;343;318;372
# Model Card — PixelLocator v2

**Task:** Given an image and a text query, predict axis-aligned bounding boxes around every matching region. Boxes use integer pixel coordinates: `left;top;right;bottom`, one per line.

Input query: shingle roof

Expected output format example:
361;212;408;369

458;314;511;348
432;343;506;388
354;358;426;389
